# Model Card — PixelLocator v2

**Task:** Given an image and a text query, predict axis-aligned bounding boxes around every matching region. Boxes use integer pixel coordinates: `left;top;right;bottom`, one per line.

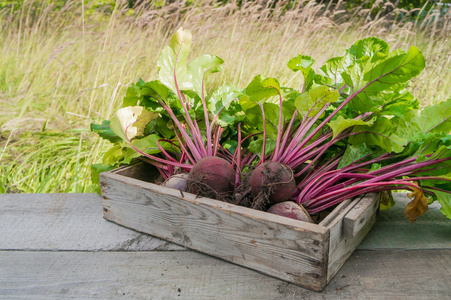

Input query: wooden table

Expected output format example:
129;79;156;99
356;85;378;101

1;193;450;299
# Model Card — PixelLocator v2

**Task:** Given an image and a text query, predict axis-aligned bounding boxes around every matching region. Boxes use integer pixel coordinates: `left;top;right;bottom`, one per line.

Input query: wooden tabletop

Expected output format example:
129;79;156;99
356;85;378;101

1;193;450;299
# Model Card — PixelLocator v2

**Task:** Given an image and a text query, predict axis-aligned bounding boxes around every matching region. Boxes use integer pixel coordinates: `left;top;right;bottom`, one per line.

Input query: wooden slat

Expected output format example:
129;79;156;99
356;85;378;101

343;194;379;238
100;171;329;291
0;193;183;251
325;193;379;282
318;199;356;228
1;250;450;299
1;193;450;298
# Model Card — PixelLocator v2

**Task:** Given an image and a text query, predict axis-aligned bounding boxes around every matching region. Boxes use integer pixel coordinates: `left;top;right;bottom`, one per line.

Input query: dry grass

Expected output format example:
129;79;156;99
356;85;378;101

1;0;450;193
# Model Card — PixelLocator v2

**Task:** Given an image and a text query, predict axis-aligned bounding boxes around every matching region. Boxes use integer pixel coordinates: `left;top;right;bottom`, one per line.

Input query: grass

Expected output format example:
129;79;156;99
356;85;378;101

1;0;450;194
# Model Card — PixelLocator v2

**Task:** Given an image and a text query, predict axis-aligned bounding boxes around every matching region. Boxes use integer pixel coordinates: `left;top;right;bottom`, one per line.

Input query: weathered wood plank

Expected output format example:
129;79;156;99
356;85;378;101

318;199;356;228
1;250;450;299
325;193;379;282
3;193;447;252
0;193;183;251
359;193;451;250
343;194;379;238
101;171;329;290
1;192;450;298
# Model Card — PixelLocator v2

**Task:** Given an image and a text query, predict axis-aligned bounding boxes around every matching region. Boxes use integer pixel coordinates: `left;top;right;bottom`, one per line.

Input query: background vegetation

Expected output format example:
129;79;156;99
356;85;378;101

1;0;450;193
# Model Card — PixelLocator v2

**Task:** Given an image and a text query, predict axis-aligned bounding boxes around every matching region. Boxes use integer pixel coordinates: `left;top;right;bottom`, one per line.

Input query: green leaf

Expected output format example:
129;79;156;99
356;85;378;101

91;163;115;194
90;120;122;143
429;190;451;219
358;46;425;93
214;95;246;128
243;75;280;104
379;190;396;210
287;55;316;91
328;116;374;139
337;38;389;92
348;37;389;59
102;144;126;166
91;164;115;185
338;143;372;169
217;109;246;128
130;134;165;154
110;106;159;142
157;27;193;94
188;55;224;97
122;134;167;164
418;98;451;134
380;88;420;118
319;56;352;88
123;84;141;107
244;102;280;135
321;38;425;114
407;132;451;159
208;85;243;115
390;110;421;141
222;140;238;154
140;80;171;103
288;55;315;71
156;116;176;139
414;145;451;176
295;85;339;119
369;163;381;172
319;37;395;91
249;138;276;157
421;173;451;191
349;117;407;153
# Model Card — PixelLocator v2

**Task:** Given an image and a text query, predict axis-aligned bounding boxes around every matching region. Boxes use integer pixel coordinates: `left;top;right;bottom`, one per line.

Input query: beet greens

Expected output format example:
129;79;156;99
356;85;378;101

91;29;451;223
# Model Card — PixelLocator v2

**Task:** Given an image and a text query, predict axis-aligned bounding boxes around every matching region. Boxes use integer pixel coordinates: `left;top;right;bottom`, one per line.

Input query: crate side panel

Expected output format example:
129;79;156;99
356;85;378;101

326;193;379;282
101;173;328;290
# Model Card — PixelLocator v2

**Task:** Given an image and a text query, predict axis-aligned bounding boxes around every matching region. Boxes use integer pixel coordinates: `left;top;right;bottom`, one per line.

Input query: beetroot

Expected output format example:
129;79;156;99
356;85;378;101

267;201;313;223
250;161;296;206
187;156;235;199
163;173;189;191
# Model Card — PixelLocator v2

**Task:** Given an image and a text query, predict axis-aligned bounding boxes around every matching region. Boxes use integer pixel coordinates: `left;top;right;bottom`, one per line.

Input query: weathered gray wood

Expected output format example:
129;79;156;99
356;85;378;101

359;193;451;250
1;193;450;298
1;250;450;299
318;199;356;228
343;194;379;238
101;171;329;291
325;193;379;282
0;193;183;251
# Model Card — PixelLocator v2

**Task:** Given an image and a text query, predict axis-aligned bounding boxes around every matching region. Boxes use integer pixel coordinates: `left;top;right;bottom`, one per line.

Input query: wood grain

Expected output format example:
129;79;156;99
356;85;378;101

100;171;329;290
1;193;450;299
325;193;379;282
0;193;183;251
1;250;450;299
343;194;380;238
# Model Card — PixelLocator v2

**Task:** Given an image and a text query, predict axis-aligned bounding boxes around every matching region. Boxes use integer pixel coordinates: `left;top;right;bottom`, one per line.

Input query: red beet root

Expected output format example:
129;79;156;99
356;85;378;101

187;156;235;197
267;201;313;223
250;161;296;204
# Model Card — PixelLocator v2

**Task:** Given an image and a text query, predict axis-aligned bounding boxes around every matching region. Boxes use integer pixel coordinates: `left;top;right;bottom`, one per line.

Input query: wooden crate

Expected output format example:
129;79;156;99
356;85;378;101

100;163;379;291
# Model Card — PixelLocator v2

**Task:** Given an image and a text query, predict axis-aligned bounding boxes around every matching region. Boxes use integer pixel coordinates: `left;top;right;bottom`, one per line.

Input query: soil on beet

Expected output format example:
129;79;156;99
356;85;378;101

187;174;234;203
250;162;296;209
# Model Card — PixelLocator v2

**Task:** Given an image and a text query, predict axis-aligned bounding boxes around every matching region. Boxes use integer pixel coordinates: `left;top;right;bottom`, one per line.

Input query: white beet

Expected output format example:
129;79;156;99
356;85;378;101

163;173;189;191
267;201;313;223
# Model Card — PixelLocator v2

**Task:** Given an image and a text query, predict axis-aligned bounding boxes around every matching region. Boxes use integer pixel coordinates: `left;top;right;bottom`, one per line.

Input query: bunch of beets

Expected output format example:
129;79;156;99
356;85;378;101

92;28;451;223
